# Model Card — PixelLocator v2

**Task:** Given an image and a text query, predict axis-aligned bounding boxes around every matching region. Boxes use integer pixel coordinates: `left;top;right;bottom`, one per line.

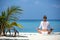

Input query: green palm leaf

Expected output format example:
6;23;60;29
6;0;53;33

6;6;23;20
7;6;23;16
6;22;23;29
10;22;23;28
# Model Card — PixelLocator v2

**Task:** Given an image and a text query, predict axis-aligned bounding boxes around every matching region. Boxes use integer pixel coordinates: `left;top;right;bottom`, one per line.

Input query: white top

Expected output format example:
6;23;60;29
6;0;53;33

39;21;50;29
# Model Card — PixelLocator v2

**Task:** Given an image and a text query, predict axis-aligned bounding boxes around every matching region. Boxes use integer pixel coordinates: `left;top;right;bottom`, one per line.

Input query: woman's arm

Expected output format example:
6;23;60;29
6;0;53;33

38;21;42;29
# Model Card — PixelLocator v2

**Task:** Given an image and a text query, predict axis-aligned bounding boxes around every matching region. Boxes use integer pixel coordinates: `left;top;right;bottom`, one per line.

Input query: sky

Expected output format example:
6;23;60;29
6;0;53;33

0;0;60;20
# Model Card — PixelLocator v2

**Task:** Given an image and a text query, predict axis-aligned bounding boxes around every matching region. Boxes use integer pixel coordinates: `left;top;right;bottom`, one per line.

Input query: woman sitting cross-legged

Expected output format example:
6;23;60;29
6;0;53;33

37;16;53;34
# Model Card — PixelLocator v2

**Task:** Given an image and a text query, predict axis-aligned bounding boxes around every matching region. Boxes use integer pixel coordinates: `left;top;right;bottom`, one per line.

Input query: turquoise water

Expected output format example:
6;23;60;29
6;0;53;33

12;20;60;32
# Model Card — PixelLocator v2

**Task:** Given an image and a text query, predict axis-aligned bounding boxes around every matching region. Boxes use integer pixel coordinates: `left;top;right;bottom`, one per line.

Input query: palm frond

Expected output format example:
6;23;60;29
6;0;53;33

10;22;23;28
7;6;23;16
6;22;23;29
6;6;23;21
17;24;23;28
5;21;11;28
1;11;6;18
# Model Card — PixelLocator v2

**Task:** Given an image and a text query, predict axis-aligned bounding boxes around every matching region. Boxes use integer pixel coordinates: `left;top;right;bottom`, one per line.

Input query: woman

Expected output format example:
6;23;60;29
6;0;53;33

37;16;53;34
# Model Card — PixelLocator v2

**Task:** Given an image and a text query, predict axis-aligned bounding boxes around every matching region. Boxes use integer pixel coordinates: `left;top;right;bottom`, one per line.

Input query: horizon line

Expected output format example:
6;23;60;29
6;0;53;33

10;19;60;21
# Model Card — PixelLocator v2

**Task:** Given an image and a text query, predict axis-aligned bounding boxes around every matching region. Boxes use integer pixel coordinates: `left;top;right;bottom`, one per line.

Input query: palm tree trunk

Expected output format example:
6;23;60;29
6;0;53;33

1;24;6;36
14;31;16;37
0;25;2;36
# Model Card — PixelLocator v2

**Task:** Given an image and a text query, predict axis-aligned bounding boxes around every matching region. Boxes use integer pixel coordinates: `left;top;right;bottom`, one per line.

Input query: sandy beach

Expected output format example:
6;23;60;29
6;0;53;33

0;32;60;40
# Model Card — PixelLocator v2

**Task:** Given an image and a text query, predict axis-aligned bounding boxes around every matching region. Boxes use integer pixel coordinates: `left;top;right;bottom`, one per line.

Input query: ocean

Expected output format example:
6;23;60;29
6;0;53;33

10;20;60;32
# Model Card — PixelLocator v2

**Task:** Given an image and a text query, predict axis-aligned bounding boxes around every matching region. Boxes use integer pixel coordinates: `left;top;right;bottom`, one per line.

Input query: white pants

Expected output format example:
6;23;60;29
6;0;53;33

41;31;48;35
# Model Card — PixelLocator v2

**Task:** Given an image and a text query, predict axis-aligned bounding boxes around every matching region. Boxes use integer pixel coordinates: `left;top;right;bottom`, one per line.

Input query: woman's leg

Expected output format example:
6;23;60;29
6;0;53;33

37;28;42;34
38;30;42;34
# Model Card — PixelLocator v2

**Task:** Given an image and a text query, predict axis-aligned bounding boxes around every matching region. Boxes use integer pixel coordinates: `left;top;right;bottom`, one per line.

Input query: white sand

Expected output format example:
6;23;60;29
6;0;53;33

0;32;60;40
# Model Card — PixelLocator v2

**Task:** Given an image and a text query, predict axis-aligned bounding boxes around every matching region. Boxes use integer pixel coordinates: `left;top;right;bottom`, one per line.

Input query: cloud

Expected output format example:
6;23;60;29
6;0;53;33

52;4;60;8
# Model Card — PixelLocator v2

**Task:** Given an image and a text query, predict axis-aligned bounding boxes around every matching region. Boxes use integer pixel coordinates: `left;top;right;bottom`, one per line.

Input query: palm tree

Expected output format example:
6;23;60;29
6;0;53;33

0;6;23;36
0;12;6;36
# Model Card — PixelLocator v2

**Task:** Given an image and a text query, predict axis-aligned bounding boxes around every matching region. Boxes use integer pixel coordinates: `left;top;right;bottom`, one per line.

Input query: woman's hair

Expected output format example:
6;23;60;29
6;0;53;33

43;15;47;19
